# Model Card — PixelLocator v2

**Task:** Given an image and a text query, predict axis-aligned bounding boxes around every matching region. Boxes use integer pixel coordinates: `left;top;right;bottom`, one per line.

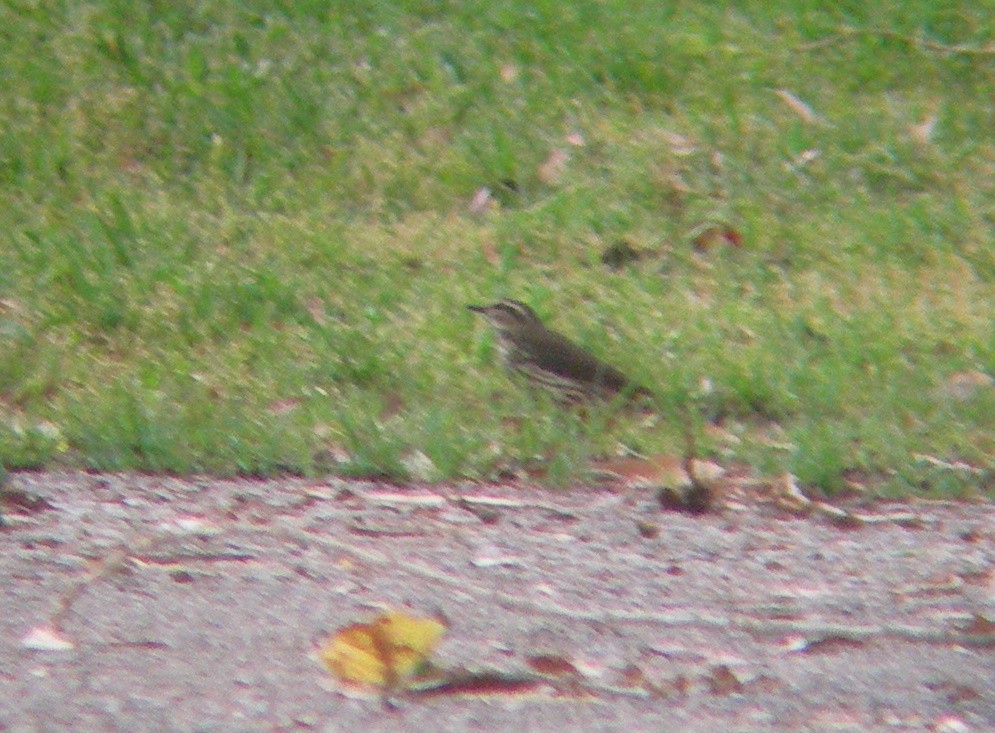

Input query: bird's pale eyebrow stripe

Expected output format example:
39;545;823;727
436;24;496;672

495;301;537;321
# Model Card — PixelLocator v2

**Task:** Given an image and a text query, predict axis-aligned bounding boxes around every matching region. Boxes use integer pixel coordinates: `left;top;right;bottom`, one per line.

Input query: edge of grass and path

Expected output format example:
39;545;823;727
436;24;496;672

1;2;992;497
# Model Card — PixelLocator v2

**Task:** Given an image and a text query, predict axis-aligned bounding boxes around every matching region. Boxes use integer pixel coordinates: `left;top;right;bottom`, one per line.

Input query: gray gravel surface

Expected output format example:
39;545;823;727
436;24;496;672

1;472;993;732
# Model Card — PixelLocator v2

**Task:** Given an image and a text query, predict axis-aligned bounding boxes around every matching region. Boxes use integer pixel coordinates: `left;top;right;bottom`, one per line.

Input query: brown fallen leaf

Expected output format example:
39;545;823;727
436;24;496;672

0;487;55;515
925;680;983;704
961;614;995;636
796;634;866;654
620;666;690;698
691;223;743;251
526;654;582;678
705;664;743;695
767;472;811;511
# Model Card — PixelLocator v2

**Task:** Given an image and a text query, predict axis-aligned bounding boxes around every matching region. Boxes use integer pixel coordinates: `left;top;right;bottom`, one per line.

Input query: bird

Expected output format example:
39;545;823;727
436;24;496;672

467;299;653;406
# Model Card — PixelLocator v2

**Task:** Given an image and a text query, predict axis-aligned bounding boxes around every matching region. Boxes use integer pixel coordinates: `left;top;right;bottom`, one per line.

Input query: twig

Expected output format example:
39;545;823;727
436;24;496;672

49;519;224;631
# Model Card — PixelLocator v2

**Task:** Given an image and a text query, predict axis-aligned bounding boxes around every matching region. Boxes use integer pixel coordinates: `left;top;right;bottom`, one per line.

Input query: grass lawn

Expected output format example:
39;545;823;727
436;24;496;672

1;1;992;496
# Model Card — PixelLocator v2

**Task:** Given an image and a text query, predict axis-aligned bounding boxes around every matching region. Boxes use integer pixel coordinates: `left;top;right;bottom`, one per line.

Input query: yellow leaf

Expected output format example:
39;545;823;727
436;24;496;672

319;610;446;688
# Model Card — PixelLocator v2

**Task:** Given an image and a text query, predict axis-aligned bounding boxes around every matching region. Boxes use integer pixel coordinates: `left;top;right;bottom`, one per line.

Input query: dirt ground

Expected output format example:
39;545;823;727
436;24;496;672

1;471;993;732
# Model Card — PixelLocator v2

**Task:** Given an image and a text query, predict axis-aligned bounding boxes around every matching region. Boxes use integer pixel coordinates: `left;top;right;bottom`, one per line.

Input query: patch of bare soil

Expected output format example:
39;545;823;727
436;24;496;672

1;471;993;732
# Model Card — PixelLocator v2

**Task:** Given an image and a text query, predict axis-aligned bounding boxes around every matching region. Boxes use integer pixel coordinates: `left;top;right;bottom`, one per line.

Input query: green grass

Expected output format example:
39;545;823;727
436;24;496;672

1;0;993;496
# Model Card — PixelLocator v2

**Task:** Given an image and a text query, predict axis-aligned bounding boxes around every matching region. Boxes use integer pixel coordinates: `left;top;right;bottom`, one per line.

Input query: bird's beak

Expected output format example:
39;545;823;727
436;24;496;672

466;304;486;313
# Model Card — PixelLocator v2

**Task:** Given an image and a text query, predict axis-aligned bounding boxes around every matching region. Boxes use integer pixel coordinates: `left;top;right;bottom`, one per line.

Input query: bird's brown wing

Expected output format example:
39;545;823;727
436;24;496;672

516;327;632;394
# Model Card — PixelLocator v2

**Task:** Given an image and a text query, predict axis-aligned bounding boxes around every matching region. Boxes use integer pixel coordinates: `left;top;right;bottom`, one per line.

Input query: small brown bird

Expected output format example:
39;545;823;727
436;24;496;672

467;299;653;405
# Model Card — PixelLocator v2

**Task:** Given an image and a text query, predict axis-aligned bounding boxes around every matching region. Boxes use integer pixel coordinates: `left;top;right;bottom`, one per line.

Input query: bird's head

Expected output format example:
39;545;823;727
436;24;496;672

467;300;543;333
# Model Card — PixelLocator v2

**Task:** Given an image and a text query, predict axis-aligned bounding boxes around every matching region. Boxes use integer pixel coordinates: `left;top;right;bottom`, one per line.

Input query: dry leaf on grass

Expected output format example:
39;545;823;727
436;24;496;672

469;187;495;216
786;148;821;171
938;369;993;402
499;64;518;82
537;149;569;184
267;398;302;415
691;223;743;251
908;114;938;145
659;129;697;156
774;89;823;124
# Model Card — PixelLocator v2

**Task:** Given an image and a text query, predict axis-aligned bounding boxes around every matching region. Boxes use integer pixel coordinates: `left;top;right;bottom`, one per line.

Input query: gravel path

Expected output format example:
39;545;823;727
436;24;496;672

2;472;993;732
